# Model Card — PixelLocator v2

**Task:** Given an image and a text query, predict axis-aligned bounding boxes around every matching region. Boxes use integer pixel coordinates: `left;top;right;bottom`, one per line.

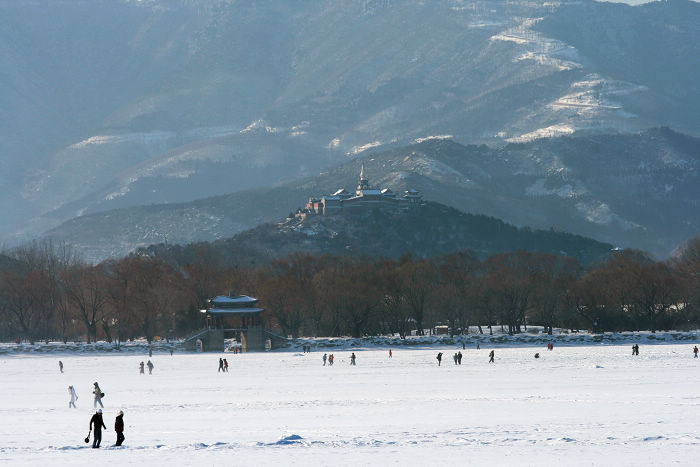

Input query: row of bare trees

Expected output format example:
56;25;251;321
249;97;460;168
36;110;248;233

2;239;700;343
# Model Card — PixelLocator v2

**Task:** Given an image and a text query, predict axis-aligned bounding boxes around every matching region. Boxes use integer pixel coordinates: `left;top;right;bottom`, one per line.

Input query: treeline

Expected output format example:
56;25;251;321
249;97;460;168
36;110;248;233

1;239;700;343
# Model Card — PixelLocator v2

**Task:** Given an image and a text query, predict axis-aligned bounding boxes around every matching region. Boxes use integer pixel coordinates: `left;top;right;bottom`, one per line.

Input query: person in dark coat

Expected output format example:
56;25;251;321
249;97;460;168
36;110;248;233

59;361;63;373
350;353;356;365
488;350;495;363
457;351;462;365
115;410;125;446
436;352;443;366
223;358;229;372
147;360;154;374
89;409;107;448
139;361;145;374
218;358;224;372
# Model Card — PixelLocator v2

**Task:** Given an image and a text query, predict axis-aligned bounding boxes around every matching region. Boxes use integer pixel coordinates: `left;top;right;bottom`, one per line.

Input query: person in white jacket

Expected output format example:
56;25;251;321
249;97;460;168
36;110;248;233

68;385;78;408
93;382;104;408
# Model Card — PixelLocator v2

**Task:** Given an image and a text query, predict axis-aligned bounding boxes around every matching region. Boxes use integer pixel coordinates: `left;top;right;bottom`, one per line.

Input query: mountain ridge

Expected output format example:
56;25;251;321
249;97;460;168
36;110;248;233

42;128;700;262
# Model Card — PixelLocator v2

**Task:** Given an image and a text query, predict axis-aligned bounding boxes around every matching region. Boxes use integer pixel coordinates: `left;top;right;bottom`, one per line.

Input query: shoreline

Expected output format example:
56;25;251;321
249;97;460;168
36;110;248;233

2;329;699;355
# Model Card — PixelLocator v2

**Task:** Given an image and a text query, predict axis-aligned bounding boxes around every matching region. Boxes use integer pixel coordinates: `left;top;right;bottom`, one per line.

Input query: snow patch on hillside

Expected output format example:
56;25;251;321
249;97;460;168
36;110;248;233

491;17;582;71
525;178;584;199
507;124;575;142
413;135;453;144
347;141;383;155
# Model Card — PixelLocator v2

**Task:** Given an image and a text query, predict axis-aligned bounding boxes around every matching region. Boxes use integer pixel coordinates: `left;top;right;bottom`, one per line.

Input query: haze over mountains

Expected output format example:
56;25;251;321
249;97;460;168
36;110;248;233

44;129;700;262
1;0;698;260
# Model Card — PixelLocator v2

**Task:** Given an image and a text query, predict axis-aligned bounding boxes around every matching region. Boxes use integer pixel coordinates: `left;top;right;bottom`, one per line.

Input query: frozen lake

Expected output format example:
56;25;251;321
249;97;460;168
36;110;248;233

1;344;699;465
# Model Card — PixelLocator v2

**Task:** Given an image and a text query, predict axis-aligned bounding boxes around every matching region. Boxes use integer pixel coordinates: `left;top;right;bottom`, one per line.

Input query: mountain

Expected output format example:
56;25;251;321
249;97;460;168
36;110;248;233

137;201;614;268
2;0;698;243
43;129;700;262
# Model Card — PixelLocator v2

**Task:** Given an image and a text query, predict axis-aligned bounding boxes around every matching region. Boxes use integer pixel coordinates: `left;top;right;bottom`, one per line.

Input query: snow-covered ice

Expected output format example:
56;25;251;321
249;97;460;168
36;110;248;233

1;344;699;465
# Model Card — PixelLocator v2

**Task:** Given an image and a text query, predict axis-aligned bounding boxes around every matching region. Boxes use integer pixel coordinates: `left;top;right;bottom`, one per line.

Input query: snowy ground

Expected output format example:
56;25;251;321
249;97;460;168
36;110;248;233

1;344;699;466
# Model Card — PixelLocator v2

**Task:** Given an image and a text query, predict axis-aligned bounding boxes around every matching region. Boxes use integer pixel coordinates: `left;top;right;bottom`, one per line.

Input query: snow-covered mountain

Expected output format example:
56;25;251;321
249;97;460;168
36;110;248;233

43;129;700;262
1;0;698;245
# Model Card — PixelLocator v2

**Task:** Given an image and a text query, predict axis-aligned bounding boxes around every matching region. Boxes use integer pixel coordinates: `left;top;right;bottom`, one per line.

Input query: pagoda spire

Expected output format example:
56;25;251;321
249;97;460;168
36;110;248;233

357;161;369;192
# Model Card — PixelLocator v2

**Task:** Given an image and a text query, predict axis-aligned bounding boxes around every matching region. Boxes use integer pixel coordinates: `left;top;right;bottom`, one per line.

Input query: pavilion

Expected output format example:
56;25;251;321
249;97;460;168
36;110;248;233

199;291;266;352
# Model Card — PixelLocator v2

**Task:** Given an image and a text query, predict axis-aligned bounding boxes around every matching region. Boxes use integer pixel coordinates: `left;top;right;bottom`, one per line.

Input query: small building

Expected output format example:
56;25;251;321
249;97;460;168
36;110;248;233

200;291;266;352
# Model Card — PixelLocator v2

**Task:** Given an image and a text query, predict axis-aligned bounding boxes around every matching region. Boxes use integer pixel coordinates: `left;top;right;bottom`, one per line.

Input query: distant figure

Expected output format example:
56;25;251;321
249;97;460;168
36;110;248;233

389;349;392;358
114;410;125;446
68;385;78;408
453;353;458;365
139;362;145;374
223;359;229;372
93;382;104;408
170;348;174;356
534;353;540;359
149;347;153;358
350;353;356;365
462;343;466;350
59;361;63;373
694;346;699;358
457;351;462;365
477;343;480;350
632;344;639;356
89;409;106;448
323;353;327;366
436;352;443;366
488;350;495;363
549;343;554;351
147;360;154;374
218;358;224;372
329;354;334;366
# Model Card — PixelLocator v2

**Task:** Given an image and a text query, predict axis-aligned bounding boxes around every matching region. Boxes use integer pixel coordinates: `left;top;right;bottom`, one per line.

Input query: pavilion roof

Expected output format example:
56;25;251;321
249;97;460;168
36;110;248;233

202;307;264;315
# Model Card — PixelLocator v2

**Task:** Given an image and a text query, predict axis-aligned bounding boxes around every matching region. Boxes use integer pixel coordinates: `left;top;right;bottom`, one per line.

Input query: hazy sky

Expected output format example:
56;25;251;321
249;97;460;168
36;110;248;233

601;0;699;3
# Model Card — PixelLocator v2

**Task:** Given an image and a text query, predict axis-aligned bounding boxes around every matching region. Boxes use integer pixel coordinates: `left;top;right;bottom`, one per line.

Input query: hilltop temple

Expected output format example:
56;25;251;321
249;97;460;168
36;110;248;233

295;162;422;218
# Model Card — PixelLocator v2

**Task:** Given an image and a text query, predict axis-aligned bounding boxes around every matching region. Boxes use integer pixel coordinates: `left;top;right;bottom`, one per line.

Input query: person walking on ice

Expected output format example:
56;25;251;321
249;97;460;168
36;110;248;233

436;352;443;366
114;410;125;446
488;350;495;363
93;382;104;408
147;360;154;374
350;352;356;365
323;353;327;366
139;362;145;374
89;409;106;448
389;349;392;358
59;361;63;373
223;359;229;372
218;358;224;373
68;385;78;408
694;346;698;358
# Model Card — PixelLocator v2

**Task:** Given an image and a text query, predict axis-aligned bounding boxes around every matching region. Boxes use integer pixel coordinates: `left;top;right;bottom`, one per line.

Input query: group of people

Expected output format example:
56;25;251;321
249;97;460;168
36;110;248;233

302;344;312;353
139;360;154;374
322;353;335;365
452;351;463;365
632;344;640;355
218;358;229;372
88;408;125;448
65;381;106;409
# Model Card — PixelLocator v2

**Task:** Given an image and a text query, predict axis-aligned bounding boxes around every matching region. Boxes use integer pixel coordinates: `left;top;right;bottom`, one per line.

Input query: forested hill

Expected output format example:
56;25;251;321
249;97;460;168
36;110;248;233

138;202;614;268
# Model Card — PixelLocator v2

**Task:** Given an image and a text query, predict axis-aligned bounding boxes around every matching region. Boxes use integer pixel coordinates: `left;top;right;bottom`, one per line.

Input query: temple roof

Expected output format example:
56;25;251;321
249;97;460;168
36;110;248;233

202;307;264;315
209;295;258;305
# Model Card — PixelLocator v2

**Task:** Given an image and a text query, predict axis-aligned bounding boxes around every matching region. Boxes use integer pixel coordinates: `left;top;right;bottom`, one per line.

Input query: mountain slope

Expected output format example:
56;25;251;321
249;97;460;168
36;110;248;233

44;129;700;262
2;0;699;242
138;201;614;268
